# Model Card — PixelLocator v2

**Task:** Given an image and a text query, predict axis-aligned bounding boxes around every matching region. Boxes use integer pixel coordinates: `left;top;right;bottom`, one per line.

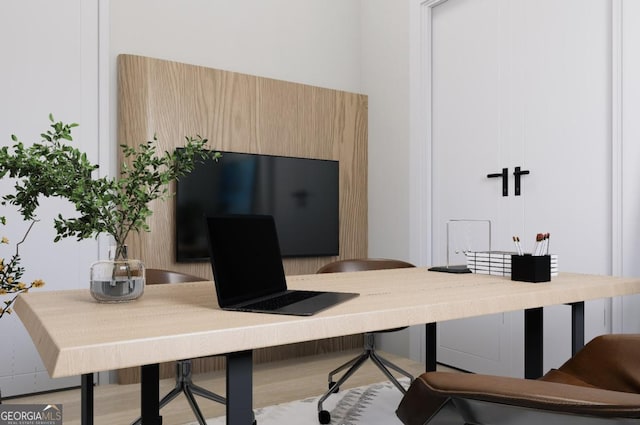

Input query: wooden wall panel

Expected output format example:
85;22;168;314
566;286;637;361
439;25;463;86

116;55;367;384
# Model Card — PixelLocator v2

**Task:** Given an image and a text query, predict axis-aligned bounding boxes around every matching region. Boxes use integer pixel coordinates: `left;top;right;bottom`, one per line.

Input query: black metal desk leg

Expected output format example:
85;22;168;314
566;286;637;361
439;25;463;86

524;307;543;379
226;351;254;425
571;301;585;355
81;373;94;425
425;322;437;372
141;364;162;425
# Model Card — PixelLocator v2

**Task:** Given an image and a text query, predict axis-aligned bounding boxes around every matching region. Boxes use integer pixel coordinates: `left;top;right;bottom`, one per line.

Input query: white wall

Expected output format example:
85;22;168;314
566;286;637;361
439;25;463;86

110;0;362;92
360;0;414;358
0;0;99;396
0;1;99;285
108;0;363;173
361;0;411;261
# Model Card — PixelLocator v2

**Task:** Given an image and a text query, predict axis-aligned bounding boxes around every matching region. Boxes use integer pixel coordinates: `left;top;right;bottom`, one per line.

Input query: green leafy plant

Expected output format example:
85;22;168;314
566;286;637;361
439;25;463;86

0;114;220;260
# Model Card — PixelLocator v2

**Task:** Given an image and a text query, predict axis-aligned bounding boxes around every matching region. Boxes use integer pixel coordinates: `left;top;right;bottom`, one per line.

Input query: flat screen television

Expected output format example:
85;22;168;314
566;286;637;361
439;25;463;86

175;149;339;262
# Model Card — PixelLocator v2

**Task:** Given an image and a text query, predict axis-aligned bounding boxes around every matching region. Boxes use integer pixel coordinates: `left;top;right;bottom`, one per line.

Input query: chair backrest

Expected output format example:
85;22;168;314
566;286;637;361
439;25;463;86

145;268;205;285
317;258;415;274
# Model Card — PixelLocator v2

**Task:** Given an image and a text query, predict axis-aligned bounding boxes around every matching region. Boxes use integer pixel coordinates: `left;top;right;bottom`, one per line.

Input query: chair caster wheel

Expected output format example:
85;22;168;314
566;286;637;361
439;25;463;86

318;410;331;424
328;381;339;393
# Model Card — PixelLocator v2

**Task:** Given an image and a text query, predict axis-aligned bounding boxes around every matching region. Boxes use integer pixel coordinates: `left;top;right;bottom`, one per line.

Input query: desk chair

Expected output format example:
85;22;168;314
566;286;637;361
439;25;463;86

316;258;416;424
396;334;640;425
131;269;225;425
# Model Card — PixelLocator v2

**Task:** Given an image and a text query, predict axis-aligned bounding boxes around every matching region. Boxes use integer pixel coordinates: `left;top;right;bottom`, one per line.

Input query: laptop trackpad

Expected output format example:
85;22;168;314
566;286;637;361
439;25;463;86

276;292;359;316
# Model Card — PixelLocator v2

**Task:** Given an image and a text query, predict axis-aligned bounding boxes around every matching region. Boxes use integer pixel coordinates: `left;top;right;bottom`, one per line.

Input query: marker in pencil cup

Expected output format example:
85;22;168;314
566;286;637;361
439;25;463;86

533;232;550;256
513;236;523;256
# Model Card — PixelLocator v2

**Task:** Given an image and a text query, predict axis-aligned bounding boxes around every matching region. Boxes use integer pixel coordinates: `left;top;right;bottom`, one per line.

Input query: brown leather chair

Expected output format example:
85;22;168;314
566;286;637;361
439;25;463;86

132;269;225;425
396;334;640;425
316;258;416;424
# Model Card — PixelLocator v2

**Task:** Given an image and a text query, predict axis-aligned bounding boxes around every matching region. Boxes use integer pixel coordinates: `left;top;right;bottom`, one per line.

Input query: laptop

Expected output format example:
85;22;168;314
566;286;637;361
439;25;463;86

206;214;359;316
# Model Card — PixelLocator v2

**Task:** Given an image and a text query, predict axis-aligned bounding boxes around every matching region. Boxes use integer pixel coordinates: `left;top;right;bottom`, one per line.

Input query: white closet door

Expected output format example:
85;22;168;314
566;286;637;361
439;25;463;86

431;0;611;376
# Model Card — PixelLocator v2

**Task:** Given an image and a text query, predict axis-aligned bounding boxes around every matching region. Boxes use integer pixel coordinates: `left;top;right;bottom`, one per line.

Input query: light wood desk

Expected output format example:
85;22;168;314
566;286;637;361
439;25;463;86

15;269;640;425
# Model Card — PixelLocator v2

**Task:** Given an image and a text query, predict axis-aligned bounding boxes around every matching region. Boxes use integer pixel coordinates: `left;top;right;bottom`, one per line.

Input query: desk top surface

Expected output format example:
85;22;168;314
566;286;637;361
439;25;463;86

14;269;640;377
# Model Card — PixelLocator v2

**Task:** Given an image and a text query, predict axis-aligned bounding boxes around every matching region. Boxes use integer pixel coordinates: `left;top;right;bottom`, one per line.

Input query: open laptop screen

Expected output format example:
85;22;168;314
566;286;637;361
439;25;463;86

206;214;288;307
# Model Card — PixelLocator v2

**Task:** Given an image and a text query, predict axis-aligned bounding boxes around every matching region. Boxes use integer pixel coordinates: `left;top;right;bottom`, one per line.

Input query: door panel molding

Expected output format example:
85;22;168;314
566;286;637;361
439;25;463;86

610;0;624;332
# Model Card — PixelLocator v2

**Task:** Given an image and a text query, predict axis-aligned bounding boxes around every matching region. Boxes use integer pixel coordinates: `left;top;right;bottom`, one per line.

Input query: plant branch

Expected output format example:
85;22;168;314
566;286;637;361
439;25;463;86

15;219;38;257
0;116;219;251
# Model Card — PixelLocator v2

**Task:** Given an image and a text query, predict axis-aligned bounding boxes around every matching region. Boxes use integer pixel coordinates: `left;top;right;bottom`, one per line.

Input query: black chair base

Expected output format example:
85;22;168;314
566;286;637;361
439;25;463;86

316;332;413;424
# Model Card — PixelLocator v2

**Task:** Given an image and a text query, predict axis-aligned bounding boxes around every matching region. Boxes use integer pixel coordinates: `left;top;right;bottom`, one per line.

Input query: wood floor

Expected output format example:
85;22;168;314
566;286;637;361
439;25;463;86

5;350;430;425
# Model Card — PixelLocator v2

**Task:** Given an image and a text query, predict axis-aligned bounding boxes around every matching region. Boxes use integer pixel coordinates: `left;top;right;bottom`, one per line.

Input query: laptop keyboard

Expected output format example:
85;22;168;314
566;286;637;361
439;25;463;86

240;291;322;311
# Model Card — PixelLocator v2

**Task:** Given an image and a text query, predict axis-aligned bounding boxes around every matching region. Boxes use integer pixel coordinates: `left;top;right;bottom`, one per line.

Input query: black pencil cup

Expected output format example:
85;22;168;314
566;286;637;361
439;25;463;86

511;254;551;283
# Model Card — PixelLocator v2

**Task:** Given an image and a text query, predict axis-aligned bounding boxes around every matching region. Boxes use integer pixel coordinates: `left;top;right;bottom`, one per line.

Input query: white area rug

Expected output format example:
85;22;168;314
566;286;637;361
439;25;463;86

198;378;409;425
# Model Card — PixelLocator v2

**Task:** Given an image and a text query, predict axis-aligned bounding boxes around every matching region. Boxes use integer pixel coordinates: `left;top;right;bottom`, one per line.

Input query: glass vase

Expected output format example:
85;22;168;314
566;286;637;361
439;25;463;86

90;245;145;303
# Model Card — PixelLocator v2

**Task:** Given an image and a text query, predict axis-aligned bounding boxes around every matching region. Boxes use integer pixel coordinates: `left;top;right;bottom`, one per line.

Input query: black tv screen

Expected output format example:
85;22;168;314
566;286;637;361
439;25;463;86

175;150;340;262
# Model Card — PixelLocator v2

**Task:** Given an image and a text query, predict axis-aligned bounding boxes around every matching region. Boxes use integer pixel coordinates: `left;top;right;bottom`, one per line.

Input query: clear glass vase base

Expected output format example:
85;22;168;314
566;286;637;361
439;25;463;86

90;258;145;303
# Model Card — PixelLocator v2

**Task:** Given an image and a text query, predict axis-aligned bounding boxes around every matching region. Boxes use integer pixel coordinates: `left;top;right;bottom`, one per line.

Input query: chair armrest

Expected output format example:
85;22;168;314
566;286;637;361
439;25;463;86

408;372;640;418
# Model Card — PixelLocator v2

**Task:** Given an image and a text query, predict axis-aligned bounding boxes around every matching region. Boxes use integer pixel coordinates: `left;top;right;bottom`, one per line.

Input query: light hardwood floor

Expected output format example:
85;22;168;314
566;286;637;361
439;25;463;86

5;350;431;425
